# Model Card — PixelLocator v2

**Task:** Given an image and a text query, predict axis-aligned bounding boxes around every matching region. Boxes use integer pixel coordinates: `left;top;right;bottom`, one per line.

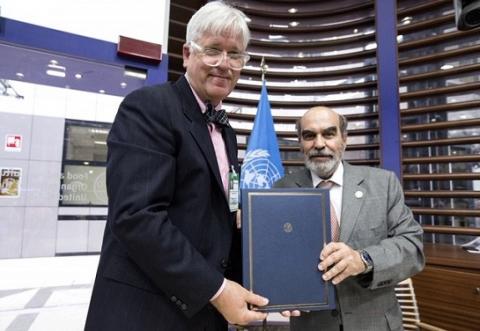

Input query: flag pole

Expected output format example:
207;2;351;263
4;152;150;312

240;56;284;189
260;57;268;82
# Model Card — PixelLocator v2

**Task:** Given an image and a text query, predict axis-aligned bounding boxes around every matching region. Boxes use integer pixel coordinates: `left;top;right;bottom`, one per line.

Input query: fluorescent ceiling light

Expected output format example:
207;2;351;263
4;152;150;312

46;69;66;78
47;63;66;71
46;61;66;78
124;66;147;80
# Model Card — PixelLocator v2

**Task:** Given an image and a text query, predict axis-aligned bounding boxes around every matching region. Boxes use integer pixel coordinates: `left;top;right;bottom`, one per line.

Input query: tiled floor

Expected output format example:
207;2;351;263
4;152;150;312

0;255;98;331
0;256;288;331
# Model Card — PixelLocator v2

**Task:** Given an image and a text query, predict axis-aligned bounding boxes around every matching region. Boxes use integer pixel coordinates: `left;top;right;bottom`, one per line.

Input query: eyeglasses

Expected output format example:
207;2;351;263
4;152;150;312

190;41;250;71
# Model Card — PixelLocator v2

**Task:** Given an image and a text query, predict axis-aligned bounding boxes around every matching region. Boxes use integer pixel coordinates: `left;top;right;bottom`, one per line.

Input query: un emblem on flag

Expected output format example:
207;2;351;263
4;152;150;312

240;149;282;189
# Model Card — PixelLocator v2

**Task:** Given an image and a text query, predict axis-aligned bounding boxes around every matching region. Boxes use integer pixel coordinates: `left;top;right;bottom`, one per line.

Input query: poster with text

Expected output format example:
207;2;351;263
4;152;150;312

0;168;22;197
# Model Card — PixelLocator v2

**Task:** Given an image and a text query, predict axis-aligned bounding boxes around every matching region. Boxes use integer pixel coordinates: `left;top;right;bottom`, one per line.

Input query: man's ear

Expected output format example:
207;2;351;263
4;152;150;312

341;134;348;150
182;44;191;68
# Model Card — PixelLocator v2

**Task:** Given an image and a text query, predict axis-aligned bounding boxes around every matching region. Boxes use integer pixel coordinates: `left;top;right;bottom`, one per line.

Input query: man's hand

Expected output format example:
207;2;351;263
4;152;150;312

280;310;301;318
318;242;365;285
211;279;268;326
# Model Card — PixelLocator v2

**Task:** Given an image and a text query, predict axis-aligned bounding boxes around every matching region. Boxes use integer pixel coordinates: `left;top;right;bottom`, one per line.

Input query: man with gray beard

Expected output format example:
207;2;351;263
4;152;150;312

274;106;424;331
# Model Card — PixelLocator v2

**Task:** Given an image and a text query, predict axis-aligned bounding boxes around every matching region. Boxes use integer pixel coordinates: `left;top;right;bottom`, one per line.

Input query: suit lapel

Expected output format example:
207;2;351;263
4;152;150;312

174;77;226;198
222;127;239;172
293;168;314;187
339;162;366;242
289;164;366;243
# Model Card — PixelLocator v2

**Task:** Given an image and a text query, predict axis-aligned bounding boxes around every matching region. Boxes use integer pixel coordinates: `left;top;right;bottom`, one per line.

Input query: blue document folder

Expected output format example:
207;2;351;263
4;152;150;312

242;188;336;312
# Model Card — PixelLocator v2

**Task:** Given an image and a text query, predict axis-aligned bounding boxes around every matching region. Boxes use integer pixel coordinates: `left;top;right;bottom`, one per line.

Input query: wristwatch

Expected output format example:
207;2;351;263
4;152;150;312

359;249;373;274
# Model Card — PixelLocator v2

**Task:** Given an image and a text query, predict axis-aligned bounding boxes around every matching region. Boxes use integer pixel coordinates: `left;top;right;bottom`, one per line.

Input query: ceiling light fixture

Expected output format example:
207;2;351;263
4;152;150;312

124;66;147;80
46;69;66;78
288;8;297;14
289;21;299;27
46;61;66;78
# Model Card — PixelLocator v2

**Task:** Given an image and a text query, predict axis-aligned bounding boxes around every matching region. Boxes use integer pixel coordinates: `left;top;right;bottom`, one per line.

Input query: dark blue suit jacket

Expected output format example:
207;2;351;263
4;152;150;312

85;76;241;331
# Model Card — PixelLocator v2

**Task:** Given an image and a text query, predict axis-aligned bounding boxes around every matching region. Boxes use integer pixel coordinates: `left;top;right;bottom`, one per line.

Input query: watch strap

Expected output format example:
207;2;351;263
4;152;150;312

359;249;373;274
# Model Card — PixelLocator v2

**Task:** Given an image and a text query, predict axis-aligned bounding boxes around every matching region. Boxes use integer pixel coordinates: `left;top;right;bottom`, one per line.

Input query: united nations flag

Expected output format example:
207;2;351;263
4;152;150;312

240;80;284;189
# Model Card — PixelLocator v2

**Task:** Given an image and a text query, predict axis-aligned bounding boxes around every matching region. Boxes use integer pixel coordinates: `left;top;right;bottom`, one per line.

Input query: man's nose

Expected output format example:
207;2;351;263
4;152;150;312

218;52;229;68
313;135;325;149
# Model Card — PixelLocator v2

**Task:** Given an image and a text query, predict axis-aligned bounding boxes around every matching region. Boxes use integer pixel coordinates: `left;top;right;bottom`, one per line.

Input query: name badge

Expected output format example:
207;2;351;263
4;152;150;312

228;166;239;212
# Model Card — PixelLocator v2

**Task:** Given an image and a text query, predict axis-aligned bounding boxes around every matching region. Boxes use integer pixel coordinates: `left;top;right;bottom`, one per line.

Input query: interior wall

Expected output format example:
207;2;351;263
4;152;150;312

0;0;171;49
0;81;121;258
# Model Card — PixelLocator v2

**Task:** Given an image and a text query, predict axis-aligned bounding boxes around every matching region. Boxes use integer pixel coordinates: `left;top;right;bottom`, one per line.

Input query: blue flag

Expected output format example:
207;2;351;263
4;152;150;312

240;81;284;189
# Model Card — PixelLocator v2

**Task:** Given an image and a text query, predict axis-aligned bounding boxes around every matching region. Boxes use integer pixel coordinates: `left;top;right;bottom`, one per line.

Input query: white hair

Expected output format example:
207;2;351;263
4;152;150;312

186;1;250;50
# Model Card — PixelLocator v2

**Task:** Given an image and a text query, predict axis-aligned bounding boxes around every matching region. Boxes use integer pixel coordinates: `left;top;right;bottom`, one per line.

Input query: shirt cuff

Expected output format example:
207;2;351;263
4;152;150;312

210;278;226;302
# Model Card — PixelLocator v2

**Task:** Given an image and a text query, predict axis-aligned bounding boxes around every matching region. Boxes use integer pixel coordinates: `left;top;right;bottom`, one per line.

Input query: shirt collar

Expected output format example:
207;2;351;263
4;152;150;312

185;74;222;113
310;161;344;188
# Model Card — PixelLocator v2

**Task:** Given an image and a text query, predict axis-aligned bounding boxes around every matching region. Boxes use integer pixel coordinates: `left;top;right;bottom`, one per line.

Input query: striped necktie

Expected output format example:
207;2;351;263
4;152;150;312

317;180;340;242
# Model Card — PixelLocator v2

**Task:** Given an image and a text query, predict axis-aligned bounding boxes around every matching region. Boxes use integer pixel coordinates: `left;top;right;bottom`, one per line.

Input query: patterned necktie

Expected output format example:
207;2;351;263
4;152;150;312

204;102;230;127
317;180;340;242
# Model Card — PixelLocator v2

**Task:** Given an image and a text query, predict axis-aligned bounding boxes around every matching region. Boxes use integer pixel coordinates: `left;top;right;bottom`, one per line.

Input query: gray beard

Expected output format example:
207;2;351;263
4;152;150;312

304;154;342;179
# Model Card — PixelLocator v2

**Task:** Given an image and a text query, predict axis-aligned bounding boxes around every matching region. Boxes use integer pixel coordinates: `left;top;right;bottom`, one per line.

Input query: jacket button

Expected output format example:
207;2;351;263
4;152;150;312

176;300;182;306
221;259;230;269
181;303;187;310
170;296;177;302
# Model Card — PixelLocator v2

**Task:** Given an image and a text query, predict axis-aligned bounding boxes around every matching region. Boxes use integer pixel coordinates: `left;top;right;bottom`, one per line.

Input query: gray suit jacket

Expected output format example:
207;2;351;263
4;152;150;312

274;162;425;331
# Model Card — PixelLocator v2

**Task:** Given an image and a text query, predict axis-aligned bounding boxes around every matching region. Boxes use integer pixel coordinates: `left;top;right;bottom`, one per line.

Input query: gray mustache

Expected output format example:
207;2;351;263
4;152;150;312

308;152;333;158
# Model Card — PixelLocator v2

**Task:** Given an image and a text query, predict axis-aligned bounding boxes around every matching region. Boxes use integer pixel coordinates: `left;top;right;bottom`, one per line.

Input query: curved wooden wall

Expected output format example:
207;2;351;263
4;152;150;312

167;0;479;241
227;0;379;173
397;0;480;244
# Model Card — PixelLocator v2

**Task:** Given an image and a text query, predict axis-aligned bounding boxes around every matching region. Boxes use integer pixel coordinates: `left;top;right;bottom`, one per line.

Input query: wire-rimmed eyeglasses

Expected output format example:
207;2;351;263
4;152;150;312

190;41;250;71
